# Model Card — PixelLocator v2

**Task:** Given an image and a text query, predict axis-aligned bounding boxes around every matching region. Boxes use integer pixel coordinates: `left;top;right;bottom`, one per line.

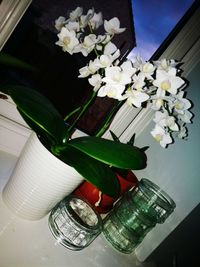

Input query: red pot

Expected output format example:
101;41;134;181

73;170;138;214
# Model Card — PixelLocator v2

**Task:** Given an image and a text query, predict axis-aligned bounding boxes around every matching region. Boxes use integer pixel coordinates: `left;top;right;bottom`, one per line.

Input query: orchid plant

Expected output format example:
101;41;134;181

55;6;192;148
0;6;192;198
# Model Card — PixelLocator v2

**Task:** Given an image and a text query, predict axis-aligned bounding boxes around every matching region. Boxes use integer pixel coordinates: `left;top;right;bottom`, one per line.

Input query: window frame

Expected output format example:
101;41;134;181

0;0;32;50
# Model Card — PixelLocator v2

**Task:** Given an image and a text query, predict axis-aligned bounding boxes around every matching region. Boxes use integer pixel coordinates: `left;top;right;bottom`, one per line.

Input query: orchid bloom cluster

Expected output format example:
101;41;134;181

55;6;125;57
55;7;192;148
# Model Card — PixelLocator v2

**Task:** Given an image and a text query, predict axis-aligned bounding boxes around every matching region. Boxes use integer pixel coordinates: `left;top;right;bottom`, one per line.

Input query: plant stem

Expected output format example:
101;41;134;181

64;106;82;122
67;90;97;136
95;100;124;137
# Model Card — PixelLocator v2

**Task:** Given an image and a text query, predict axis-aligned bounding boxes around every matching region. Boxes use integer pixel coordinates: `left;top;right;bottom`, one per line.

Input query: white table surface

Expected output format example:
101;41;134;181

0;150;155;267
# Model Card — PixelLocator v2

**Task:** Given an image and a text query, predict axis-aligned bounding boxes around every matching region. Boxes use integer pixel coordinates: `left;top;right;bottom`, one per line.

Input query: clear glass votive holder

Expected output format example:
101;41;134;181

102;178;176;254
131;178;176;223
48;195;102;251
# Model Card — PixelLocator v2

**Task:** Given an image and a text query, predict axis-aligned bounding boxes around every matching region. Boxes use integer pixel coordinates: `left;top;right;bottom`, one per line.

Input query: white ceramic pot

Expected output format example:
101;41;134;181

2;132;84;220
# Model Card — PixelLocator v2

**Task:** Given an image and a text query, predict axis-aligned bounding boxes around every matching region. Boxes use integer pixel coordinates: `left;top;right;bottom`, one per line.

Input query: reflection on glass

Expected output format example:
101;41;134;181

49;195;102;251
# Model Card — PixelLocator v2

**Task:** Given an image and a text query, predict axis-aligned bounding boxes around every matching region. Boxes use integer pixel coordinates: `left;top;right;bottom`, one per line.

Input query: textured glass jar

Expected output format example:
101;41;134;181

130;178;176;223
102;178;176;254
48;195;102;250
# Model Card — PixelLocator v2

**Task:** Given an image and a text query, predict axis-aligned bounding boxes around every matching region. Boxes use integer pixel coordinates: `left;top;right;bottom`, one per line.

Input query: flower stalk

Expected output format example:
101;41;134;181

66;90;97;137
95;101;124;137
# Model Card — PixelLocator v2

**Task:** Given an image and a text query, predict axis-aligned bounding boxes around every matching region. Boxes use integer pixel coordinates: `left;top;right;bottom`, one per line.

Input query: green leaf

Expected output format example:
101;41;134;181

58;144;120;198
109;130;120;142
0;52;37;72
140;146;149;152
0;85;69;144
18;108;56;147
68;136;147;170
127;133;136;146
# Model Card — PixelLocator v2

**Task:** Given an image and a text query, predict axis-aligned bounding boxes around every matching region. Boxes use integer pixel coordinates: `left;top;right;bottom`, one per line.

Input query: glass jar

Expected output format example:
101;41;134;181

48;195;102;251
102;178;176;254
130;178;176;223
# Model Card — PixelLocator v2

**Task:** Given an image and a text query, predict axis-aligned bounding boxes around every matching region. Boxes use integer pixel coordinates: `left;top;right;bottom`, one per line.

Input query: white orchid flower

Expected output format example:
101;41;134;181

97;84;125;100
121;60;136;77
151;99;164;110
132;73;145;91
153;58;178;71
102;66;132;86
151;125;173;148
88;58;100;74
177;124;187;139
172;91;191;114
80;15;89;29
153;69;185;95
55;16;66;31
150;85;174;110
94;35;106;51
133;54;144;68
98;55;113;68
104;17;126;34
178;110;193;123
89;12;103;30
101;34;112;44
86;8;95;20
96;51;120;70
80;8;94;29
69;7;83;21
88;74;102;91
104;42;117;55
111;49;120;63
80;34;98;56
151;92;167;110
103;42;120;62
78;58;100;78
78;66;90;78
56;27;79;54
153;110;179;131
65;21;80;32
95;44;103;52
140;62;155;78
123;88;149;108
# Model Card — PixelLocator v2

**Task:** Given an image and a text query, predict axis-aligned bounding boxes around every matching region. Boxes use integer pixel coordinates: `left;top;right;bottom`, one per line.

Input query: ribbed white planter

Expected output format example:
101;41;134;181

2;132;84;220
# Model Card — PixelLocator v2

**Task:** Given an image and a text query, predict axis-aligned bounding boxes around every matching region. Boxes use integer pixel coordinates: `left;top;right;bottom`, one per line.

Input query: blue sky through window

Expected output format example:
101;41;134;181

128;0;195;61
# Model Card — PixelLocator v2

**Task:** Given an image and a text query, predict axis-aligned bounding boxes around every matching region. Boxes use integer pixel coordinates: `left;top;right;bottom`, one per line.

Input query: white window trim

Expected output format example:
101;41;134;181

0;115;31;156
0;0;33;156
0;0;32;50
